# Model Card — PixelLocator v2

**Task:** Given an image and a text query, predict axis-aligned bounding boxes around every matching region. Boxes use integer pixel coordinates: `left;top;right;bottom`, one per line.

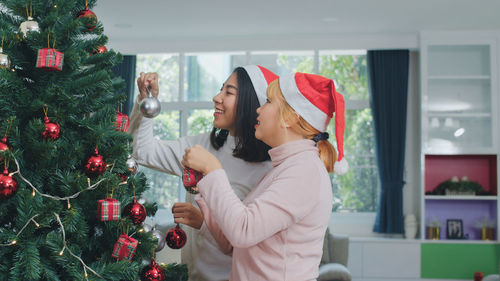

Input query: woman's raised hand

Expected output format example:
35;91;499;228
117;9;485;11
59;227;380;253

182;145;222;175
172;202;204;229
136;72;159;101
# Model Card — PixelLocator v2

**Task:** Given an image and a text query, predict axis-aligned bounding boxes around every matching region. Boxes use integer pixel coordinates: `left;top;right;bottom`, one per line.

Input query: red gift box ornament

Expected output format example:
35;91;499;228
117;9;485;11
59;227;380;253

36;48;63;71
115;111;130;132
97;197;120;221
112;233;138;262
183;167;202;194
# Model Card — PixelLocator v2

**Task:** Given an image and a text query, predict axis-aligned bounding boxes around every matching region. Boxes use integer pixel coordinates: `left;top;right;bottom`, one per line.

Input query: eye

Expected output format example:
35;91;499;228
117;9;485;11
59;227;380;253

266;99;271;103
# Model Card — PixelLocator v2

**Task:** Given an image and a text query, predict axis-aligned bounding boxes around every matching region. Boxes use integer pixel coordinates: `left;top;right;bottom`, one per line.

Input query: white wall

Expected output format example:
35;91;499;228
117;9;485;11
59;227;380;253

109;32;419;55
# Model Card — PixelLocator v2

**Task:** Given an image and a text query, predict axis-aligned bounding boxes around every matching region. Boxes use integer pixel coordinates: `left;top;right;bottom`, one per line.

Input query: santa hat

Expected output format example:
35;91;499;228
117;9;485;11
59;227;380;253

279;73;348;175
243;65;279;106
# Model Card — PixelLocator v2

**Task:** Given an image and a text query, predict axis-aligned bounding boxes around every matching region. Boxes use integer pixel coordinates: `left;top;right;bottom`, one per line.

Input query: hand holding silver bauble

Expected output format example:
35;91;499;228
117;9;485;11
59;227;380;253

140;88;161;118
19;16;40;37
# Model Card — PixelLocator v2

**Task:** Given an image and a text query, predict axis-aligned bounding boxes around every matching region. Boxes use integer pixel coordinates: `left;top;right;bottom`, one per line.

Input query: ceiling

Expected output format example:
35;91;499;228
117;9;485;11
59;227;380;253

93;0;500;53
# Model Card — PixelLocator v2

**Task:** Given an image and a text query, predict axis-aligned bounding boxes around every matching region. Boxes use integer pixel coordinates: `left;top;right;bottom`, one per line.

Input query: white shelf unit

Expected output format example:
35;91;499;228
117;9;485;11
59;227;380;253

419;31;499;243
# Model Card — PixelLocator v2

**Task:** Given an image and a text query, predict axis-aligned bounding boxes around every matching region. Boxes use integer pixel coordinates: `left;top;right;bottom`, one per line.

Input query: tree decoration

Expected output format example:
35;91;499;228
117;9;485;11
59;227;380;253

19;2;40;37
36;34;64;71
0;162;17;200
84;147;107;178
41;105;61;140
0;136;8;154
123;196;146;225
93;45;107;54
165;224;187;249
140;88;161;118
0;36;11;69
0;118;13;158
126;154;138;174
116;110;130;132
183;167;202;194
77;0;97;31
140;258;165;281
97;197;120;221
112;233;138;262
152;227;165;252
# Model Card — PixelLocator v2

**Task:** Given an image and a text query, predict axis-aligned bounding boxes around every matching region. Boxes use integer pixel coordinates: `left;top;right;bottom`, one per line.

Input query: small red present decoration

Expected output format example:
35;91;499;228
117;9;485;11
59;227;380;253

115;111;130;132
36;48;64;71
112;234;138;262
183;167;202;194
97;197;120;221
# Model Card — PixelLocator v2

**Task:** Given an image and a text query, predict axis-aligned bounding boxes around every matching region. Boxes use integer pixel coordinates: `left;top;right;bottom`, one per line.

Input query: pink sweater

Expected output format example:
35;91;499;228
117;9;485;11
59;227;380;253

196;139;333;281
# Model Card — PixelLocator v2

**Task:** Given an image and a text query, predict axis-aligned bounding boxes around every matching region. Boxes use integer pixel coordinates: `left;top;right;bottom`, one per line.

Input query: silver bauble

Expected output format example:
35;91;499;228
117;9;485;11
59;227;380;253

126;155;138;174
0;48;10;69
152;229;166;252
142;223;152;233
19;17;40;37
140;97;161;118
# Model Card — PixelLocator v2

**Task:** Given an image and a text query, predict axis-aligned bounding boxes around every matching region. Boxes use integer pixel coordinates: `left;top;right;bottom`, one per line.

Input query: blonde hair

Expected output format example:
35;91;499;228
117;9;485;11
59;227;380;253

267;80;337;173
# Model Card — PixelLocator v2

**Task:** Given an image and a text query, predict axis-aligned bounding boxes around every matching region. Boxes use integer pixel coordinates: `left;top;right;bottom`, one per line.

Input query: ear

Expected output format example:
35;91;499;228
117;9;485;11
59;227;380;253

282;112;300;128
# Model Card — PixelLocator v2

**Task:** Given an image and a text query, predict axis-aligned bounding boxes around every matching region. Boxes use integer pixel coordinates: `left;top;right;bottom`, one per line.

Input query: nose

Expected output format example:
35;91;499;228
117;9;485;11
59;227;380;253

213;91;223;104
256;105;262;114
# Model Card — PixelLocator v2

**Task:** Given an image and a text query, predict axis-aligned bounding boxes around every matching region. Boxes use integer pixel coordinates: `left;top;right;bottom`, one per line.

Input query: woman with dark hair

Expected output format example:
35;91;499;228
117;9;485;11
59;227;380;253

128;65;278;281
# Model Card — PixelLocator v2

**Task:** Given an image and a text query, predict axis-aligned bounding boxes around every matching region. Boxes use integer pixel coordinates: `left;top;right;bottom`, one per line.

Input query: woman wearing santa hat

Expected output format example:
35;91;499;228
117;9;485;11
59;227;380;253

129;65;278;281
183;72;348;280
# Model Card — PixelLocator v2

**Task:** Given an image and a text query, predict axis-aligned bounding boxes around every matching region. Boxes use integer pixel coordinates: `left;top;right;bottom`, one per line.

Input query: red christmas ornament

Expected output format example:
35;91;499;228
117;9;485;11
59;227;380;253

84;148;107;178
123;197;146;225
0;168;18;200
165;224;187;249
77;6;97;31
183;167;202;194
117;173;128;183
140;258;165;281
94;45;107;54
115;111;130;132
42;116;61;140
0;136;9;160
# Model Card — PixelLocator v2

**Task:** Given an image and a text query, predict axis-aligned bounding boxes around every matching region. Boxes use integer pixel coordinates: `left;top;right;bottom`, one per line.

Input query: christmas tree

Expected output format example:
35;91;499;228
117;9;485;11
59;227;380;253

0;0;186;280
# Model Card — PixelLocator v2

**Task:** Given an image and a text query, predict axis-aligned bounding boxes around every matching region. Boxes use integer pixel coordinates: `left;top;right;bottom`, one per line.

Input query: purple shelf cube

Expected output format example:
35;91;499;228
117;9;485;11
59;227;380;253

425;199;497;240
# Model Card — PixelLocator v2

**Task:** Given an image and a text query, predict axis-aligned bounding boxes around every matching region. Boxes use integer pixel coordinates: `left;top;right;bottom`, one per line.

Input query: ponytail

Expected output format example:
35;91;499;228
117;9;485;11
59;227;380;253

317;139;337;173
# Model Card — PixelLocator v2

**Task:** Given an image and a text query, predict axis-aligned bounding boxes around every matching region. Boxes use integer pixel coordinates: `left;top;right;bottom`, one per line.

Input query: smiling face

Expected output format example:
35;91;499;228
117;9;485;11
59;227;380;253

212;72;238;135
254;80;289;147
255;96;283;147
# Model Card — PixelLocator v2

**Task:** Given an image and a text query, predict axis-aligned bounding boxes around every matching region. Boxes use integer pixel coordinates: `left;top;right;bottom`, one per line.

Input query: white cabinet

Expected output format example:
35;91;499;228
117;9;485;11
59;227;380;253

420;32;498;154
348;239;421;281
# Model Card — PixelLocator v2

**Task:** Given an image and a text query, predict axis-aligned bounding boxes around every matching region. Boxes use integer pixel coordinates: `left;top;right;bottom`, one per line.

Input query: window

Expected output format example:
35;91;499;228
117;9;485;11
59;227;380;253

134;50;378;217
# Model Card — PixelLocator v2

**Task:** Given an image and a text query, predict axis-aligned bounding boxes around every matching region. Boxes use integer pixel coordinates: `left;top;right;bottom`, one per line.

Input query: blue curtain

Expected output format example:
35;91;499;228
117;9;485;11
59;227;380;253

368;50;409;234
112;55;137;115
